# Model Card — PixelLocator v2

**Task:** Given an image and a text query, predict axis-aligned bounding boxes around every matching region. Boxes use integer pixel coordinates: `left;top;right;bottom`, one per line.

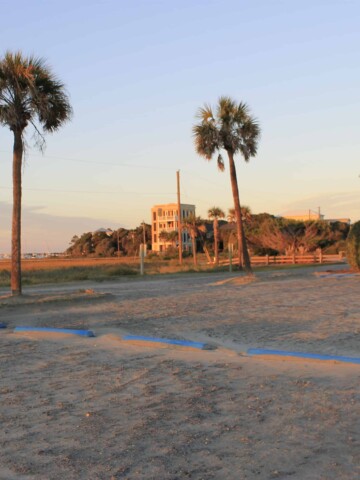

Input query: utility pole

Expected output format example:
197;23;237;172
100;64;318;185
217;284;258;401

142;220;146;245
177;170;183;264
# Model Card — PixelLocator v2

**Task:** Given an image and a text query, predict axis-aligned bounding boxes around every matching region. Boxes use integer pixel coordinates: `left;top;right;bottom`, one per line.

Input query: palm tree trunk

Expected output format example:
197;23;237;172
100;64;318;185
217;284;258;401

214;218;219;265
11;130;23;295
227;151;252;273
203;244;212;264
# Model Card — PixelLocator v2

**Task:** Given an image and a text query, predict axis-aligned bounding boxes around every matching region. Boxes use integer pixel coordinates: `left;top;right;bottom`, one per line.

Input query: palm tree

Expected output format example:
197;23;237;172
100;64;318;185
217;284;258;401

228;205;252;224
193;97;260;273
0;52;72;295
181;214;205;266
208;206;225;266
159;230;178;250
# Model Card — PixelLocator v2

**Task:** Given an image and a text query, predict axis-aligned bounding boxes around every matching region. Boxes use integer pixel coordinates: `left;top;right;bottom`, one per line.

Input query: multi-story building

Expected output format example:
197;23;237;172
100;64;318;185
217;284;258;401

151;203;196;252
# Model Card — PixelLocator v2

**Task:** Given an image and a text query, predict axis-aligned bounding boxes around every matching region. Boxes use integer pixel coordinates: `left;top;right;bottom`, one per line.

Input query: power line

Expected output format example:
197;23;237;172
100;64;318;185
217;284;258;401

0;149;176;171
0;185;176;196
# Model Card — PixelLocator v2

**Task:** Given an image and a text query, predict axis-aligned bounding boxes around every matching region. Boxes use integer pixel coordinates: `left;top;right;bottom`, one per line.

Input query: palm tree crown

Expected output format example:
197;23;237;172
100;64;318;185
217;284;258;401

0;51;72;141
228;205;252;223
193;96;260;169
193;97;260;272
208;207;225;221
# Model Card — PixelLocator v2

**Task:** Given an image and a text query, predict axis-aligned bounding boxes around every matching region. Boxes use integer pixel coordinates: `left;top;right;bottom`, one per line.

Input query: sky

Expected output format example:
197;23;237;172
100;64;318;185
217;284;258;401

0;0;359;252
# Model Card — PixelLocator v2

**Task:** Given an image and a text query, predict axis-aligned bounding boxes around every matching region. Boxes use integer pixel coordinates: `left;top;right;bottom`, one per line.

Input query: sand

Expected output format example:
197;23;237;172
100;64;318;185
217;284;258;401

0;265;359;479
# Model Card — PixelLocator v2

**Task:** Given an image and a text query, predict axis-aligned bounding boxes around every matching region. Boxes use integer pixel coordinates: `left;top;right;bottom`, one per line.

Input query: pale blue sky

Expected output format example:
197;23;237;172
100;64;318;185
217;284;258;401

0;0;359;251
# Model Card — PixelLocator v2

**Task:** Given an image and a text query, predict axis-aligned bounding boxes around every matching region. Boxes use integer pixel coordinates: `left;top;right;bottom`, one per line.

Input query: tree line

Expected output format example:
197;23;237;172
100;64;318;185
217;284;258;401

66;212;349;261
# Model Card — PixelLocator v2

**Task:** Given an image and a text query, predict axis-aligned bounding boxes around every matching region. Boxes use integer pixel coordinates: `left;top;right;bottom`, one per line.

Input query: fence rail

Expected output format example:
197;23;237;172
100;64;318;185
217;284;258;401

219;253;345;266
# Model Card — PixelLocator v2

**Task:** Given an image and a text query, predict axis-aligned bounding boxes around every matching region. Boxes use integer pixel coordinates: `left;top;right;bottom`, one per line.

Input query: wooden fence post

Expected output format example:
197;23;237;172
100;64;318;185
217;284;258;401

140;244;145;275
229;243;233;272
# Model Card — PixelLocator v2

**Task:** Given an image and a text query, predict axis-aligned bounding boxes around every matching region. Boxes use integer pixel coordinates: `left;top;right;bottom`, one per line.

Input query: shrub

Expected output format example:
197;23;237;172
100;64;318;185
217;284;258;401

346;221;360;270
146;252;159;260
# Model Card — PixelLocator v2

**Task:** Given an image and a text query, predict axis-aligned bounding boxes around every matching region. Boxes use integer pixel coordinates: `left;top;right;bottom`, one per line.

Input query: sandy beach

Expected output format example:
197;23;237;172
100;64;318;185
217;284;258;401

0;265;359;479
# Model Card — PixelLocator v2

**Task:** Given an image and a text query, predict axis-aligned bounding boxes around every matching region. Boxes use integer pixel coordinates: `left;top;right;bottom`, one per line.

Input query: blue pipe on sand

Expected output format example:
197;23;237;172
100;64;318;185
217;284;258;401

122;334;205;349
14;326;95;337
247;348;360;365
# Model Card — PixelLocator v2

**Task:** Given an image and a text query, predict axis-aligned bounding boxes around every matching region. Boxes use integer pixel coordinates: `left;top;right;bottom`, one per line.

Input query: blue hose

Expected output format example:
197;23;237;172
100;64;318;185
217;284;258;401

0;323;7;328
247;348;360;365
122;334;205;349
14;326;95;337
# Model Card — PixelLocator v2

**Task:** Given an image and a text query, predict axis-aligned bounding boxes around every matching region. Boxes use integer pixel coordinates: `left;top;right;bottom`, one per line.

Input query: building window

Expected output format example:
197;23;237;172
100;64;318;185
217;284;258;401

153;212;156;221
153;234;157;243
153;223;157;232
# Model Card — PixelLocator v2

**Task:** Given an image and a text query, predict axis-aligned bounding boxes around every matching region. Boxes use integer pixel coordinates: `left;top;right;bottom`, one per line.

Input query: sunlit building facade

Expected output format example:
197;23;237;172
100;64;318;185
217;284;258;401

151;203;195;252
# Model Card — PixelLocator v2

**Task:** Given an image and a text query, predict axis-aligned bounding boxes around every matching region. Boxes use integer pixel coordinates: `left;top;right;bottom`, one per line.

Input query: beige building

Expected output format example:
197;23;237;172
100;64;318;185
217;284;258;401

282;211;350;225
151;203;195;252
282;211;324;222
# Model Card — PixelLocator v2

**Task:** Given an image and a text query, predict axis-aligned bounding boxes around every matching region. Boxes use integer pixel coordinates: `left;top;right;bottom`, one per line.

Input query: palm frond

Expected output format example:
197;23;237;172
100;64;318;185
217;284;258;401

217;153;225;172
0;51;72;143
217;96;237;122
196;104;214;122
208;206;225;219
193;122;219;160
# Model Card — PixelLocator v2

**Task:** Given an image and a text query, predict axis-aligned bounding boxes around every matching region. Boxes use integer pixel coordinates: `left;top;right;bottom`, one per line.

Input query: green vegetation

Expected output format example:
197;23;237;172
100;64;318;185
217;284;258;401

67;224;151;257
346;221;360;271
66;215;348;264
219;214;348;257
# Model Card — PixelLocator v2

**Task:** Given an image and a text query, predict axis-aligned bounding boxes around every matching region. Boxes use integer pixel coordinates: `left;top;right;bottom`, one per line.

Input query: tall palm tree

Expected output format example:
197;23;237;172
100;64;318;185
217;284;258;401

208;206;225;266
193;97;260;273
0;52;72;295
181;214;205;266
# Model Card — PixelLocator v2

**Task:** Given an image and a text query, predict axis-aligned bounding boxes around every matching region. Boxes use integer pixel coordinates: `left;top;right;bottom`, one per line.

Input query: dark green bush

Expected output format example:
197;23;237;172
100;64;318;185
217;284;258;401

346;221;360;270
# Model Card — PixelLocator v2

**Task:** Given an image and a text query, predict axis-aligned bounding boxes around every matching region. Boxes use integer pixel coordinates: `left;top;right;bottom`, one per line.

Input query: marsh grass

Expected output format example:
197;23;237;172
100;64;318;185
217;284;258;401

0;263;138;287
0;257;214;287
0;256;342;288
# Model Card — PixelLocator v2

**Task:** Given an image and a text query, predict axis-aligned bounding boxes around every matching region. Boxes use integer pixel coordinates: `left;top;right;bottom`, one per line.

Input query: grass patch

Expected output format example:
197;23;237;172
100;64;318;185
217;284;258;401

0;256;346;288
0;264;139;287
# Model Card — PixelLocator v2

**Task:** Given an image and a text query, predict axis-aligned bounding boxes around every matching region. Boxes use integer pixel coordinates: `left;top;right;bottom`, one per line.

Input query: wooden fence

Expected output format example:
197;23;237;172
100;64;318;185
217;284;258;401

219;252;345;266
